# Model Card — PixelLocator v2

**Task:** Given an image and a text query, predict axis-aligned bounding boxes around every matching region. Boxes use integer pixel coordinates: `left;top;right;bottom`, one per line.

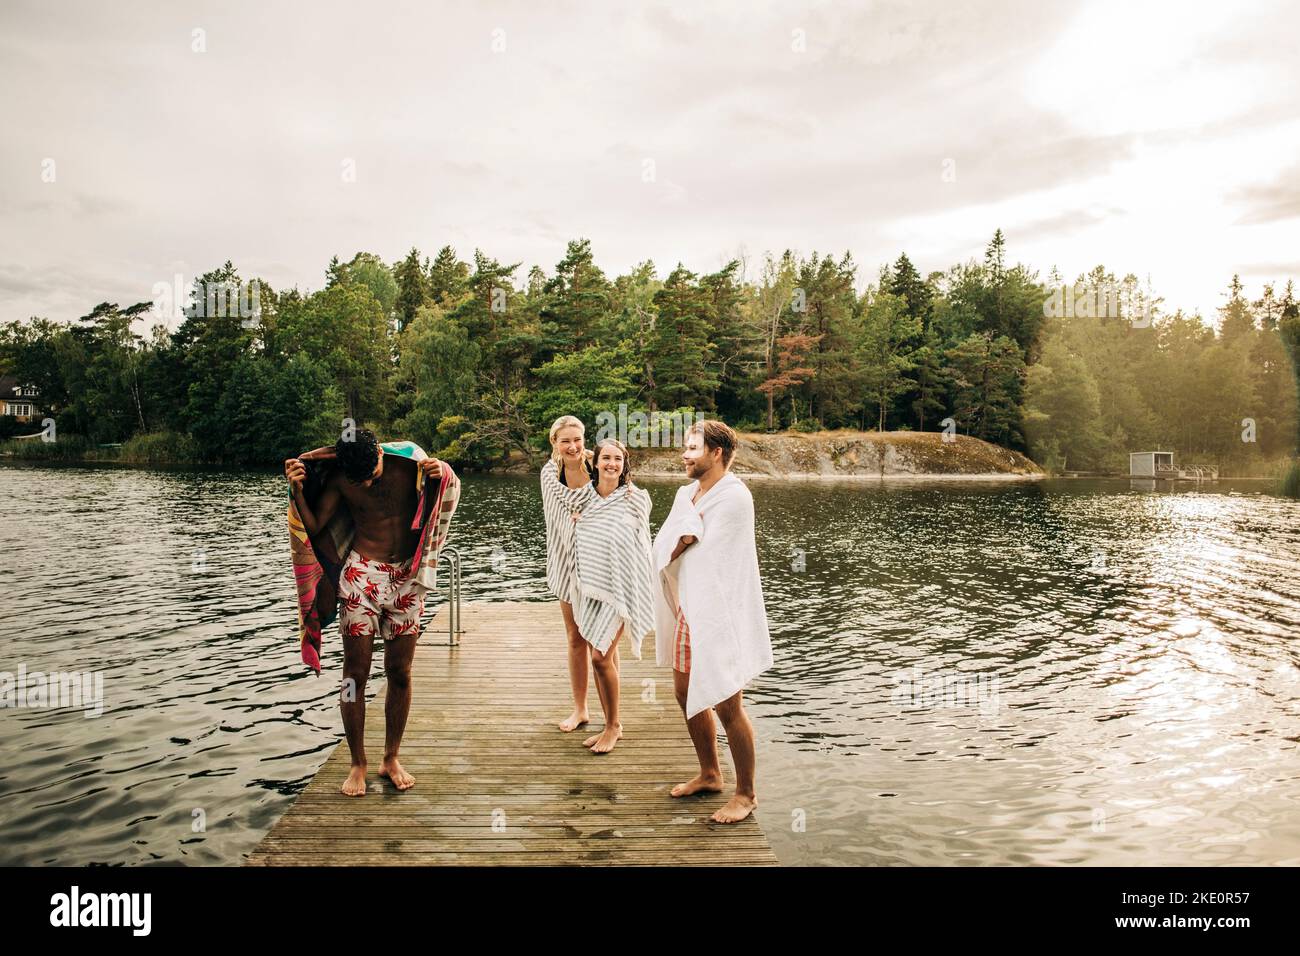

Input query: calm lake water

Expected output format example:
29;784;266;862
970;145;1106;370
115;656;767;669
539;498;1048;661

1;463;1297;866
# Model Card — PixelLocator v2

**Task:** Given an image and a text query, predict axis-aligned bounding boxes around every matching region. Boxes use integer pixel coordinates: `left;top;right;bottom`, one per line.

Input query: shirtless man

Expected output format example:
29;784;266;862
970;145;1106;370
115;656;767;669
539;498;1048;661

284;428;444;797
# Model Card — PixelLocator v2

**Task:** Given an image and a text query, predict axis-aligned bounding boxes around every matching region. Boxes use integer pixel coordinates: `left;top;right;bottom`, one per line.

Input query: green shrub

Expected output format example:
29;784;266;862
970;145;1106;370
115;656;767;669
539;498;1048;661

0;434;93;460
120;431;201;464
1278;459;1300;499
0;417;37;440
1029;437;1066;475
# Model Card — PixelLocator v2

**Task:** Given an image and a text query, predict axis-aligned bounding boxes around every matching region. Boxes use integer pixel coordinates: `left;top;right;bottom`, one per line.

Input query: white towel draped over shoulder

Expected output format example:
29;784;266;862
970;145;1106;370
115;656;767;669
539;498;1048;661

541;458;596;604
573;483;656;658
651;472;773;718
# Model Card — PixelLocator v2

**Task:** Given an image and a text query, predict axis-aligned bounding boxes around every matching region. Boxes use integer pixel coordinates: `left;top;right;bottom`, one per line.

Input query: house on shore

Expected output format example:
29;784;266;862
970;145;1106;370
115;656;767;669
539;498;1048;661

0;375;41;422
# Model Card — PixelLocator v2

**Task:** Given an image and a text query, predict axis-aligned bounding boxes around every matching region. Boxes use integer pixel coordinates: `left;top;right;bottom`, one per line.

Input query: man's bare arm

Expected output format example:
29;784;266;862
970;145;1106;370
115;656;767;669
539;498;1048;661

285;458;341;537
670;534;697;562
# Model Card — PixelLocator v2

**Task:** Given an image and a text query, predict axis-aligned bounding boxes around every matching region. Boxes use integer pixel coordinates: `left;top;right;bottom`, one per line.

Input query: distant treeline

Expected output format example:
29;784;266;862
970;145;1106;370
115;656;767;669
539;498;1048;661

1;231;1298;473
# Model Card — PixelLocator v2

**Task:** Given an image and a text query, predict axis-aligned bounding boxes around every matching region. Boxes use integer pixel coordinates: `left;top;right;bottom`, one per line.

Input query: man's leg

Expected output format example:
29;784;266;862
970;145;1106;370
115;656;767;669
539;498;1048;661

710;690;758;823
337;551;379;797
340;628;374;797
558;600;590;732
670;668;724;797
379;629;418;791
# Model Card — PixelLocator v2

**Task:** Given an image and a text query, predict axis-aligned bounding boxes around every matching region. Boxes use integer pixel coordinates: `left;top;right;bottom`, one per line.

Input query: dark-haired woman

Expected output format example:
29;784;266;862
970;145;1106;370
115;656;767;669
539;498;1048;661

570;438;655;754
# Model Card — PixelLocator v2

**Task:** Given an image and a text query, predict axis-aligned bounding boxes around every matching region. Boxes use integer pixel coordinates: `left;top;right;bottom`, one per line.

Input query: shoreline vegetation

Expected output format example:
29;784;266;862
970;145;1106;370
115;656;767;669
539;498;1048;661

3;234;1299;497
4;429;1296;493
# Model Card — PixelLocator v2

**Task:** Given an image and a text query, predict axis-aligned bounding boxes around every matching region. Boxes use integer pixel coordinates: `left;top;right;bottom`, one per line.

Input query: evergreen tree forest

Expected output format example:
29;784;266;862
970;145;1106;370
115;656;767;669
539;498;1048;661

2;232;1297;474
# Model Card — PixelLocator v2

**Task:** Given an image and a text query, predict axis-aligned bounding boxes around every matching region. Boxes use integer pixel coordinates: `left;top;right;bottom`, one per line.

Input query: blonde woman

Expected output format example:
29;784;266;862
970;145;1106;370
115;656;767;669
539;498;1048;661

570;438;655;753
541;415;598;731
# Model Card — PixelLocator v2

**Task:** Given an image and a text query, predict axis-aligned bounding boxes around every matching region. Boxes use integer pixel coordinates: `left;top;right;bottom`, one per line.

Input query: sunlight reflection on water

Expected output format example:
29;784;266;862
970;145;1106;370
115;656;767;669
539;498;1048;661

0;465;1296;865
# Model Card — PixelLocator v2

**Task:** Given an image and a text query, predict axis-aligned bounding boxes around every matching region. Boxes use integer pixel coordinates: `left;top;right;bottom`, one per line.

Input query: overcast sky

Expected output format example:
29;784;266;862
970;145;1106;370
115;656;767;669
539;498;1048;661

2;0;1298;326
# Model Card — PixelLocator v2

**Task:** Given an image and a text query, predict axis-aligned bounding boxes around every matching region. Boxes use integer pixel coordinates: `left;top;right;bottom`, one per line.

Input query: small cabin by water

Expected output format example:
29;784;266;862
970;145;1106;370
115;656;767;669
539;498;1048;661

1129;451;1174;477
1129;451;1218;481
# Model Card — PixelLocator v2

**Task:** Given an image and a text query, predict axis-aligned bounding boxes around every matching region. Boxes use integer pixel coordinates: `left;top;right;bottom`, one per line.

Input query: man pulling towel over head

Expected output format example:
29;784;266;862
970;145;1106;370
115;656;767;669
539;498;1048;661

651;419;773;824
284;427;458;798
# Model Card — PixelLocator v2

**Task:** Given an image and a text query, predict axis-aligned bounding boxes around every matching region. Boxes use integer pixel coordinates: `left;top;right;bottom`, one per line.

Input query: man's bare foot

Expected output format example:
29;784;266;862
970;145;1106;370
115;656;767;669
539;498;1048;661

378;757;415;791
341;765;367;797
586;723;622;754
711;793;758;823
670;772;724;798
558;709;589;732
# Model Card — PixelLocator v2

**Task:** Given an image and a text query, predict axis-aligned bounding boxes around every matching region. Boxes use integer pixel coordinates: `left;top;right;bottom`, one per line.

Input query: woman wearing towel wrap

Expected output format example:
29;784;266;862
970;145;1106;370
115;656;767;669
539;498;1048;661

541;415;598;733
569;438;655;754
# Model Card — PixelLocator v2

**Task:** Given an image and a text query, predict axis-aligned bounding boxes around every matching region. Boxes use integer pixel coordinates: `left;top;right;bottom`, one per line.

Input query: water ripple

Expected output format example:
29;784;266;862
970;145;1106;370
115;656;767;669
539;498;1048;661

1;466;1297;865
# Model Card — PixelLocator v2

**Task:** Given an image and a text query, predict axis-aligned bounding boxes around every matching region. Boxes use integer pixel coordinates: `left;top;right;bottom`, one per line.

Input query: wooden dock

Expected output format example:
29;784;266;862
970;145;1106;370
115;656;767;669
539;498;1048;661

248;600;779;866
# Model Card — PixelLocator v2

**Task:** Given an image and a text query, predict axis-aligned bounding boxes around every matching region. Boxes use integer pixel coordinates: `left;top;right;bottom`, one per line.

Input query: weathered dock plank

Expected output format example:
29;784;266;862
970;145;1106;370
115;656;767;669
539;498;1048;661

247;601;779;866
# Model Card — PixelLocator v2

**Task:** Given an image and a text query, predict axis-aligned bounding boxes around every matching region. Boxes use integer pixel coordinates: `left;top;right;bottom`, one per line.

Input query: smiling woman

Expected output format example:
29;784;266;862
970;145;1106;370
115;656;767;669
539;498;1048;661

542;415;599;733
566;437;656;754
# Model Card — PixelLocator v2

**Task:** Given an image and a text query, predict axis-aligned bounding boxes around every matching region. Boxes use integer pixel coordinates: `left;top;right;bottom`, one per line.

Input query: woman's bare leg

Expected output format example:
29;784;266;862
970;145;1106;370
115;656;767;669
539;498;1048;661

586;625;624;753
557;600;590;731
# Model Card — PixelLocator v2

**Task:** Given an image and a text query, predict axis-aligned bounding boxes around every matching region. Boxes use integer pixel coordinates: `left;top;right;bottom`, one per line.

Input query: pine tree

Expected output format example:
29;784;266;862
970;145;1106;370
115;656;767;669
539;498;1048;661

946;331;1025;447
857;291;920;431
394;248;429;332
650;265;718;411
888;252;932;325
539;238;614;357
909;331;949;431
428;246;470;307
1218;274;1256;340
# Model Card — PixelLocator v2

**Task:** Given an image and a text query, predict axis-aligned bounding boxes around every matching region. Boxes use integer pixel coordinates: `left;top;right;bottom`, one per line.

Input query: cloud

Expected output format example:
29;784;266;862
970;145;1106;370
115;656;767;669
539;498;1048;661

1006;206;1128;244
0;190;131;219
0;0;1297;324
1230;165;1300;225
1238;261;1300;279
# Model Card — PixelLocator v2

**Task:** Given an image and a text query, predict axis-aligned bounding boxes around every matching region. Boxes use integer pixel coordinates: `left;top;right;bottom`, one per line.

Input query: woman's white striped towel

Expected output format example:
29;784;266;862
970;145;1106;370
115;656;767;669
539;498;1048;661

573;482;656;658
541;458;597;605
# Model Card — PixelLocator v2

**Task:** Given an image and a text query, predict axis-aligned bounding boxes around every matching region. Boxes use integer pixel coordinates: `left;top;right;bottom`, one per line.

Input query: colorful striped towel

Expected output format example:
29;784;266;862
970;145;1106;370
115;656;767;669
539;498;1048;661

288;440;460;673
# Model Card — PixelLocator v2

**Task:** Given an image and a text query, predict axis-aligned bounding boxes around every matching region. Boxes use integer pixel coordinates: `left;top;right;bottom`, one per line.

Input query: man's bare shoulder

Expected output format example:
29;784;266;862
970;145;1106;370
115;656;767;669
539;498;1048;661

320;469;348;496
385;454;419;485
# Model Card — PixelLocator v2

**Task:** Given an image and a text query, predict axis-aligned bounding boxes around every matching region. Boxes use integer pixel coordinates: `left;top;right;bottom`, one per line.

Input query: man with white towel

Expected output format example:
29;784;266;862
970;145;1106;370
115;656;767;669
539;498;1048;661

651;419;773;824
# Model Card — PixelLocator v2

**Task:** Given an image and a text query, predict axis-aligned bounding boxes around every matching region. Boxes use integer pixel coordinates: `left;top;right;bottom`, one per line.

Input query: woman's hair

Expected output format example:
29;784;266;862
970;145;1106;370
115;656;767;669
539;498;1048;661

591;438;632;488
548;415;594;471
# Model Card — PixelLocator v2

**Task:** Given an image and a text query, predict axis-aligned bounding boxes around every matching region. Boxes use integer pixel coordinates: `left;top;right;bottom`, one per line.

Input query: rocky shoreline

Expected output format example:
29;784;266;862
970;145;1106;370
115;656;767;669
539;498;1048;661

494;430;1045;480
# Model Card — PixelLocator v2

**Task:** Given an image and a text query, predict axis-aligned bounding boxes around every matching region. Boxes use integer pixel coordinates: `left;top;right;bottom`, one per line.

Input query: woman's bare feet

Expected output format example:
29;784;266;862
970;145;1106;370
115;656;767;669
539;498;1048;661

558;708;589;732
711;793;758;823
341;764;367;797
585;723;622;753
378;756;415;791
670;772;724;797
